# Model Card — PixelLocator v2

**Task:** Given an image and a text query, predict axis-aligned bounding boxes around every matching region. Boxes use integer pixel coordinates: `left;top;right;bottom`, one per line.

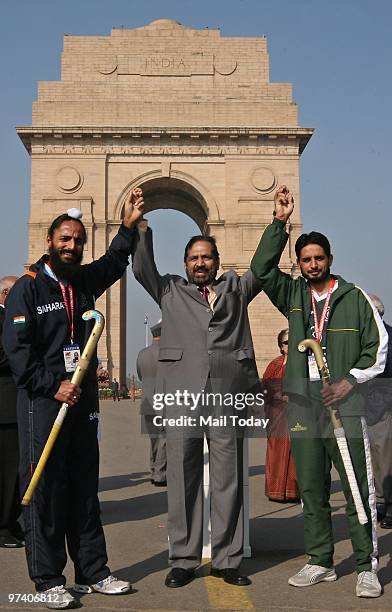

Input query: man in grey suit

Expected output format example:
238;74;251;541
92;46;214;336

129;191;263;588
137;321;167;486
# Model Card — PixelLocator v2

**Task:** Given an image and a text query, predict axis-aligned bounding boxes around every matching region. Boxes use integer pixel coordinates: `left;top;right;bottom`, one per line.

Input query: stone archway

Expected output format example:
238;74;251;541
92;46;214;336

18;18;313;382
122;176;210;232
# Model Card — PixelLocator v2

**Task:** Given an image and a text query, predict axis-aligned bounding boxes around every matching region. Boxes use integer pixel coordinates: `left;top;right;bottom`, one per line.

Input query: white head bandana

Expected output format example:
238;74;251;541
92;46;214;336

67;208;83;220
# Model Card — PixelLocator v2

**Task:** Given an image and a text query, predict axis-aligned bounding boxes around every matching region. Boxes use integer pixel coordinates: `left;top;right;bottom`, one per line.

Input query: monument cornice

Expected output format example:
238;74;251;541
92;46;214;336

16;126;314;155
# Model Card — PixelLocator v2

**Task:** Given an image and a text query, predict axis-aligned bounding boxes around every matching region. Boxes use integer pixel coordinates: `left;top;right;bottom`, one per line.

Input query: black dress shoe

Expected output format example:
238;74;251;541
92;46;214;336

165;568;195;588
377;502;386;522
380;514;392;529
154;480;167;487
0;534;24;548
210;568;251;586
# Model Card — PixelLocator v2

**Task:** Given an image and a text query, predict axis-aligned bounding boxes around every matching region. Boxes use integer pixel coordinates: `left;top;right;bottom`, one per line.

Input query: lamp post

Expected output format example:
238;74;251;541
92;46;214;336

144;313;149;347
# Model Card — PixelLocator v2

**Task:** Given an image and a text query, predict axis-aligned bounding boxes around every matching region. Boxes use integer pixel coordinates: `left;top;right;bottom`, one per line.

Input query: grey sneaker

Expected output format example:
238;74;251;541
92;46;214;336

73;574;131;595
42;586;75;609
356;571;382;598
288;563;337;587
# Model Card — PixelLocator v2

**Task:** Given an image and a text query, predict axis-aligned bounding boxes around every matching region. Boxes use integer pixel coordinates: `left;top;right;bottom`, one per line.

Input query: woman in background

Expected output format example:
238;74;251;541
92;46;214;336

263;329;299;502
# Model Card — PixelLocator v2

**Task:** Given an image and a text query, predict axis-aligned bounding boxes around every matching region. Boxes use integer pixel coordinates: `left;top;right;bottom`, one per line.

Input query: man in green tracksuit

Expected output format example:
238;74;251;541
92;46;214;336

251;186;387;598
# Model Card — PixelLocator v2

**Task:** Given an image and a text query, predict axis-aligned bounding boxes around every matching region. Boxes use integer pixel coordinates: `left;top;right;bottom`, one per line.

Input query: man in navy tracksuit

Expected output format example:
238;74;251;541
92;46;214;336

3;188;144;609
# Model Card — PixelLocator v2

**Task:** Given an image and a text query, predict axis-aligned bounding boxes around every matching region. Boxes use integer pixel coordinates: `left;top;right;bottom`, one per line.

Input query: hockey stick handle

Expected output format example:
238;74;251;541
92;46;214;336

298;338;341;429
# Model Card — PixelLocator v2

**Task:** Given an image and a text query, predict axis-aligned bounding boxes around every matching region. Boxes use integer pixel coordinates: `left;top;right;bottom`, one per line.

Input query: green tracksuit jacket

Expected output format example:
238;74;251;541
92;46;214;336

251;218;387;415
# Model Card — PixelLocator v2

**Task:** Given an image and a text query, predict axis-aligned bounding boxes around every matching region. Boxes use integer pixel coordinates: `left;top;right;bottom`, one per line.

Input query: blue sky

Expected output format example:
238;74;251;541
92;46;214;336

1;0;391;374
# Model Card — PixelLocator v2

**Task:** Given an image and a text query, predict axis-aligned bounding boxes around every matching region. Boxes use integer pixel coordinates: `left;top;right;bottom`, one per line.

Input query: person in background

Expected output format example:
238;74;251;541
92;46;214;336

0;275;24;548
365;294;392;529
137;321;167;487
120;383;129;399
111;378;120;402
263;328;299;503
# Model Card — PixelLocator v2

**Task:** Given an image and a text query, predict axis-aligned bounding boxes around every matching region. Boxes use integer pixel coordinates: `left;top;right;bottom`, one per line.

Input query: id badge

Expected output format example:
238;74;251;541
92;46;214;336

63;344;81;373
308;354;321;380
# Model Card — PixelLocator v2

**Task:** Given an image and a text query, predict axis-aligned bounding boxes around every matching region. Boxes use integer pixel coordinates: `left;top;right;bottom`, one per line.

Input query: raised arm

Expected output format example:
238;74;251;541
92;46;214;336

250;186;295;316
239;270;264;304
83;188;146;298
131;223;170;306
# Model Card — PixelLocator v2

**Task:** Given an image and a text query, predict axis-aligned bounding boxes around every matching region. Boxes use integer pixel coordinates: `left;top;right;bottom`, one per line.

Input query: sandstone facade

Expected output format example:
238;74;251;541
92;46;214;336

17;19;313;380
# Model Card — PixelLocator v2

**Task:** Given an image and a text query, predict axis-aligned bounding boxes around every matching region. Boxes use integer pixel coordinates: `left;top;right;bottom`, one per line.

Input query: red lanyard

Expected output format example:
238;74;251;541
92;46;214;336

59;282;75;343
310;278;335;343
46;262;75;342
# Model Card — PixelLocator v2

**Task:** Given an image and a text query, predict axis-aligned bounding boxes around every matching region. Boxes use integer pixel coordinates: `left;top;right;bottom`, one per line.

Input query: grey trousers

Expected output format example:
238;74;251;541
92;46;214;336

368;411;392;506
166;430;244;570
150;437;167;483
143;416;167;483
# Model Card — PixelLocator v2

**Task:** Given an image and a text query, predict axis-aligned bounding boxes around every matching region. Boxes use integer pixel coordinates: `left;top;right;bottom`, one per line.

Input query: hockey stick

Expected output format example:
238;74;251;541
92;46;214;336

21;310;105;506
298;338;368;525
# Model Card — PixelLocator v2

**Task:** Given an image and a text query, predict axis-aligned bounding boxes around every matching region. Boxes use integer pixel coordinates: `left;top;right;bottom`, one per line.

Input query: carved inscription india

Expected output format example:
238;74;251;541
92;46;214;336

114;54;215;76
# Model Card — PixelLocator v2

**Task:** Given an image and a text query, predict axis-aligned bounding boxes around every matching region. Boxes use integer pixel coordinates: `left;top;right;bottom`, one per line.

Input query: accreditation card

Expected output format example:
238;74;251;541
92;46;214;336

63;344;81;373
308;354;321;380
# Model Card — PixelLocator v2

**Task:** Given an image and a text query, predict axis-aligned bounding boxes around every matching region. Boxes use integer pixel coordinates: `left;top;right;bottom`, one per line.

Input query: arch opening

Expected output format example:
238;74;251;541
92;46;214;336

122;177;210;233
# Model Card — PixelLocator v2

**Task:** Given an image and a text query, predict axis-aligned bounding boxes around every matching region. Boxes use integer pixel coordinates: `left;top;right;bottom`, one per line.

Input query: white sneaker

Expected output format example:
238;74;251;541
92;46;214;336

356;571;382;598
42;586;75;609
73;574;131;595
288;563;337;587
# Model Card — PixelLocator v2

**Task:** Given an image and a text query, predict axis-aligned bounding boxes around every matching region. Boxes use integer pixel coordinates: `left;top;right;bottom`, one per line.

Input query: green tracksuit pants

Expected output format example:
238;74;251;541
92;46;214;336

288;396;377;573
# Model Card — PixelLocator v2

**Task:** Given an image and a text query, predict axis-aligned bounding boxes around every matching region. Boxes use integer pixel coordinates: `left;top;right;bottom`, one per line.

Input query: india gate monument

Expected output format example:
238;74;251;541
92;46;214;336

17;19;313;381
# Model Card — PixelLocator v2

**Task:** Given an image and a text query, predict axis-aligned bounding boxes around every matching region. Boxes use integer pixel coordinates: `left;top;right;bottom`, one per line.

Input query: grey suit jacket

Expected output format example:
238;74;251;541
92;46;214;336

137;341;160;415
132;227;263;405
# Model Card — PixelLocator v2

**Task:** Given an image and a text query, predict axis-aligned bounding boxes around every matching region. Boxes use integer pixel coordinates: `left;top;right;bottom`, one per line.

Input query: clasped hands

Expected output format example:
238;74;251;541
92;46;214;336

123;187;145;229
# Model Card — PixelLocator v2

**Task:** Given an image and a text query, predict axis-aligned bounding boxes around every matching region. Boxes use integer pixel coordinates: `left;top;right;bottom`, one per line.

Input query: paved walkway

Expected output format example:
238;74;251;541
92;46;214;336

1;399;391;611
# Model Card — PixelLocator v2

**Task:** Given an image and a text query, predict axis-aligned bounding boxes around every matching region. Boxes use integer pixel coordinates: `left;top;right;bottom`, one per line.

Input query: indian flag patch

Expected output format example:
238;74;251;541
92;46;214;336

13;315;26;325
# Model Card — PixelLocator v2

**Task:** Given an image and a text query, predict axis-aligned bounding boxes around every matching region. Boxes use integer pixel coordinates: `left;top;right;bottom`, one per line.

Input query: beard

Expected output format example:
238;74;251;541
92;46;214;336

302;266;331;285
48;246;83;282
186;265;218;287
